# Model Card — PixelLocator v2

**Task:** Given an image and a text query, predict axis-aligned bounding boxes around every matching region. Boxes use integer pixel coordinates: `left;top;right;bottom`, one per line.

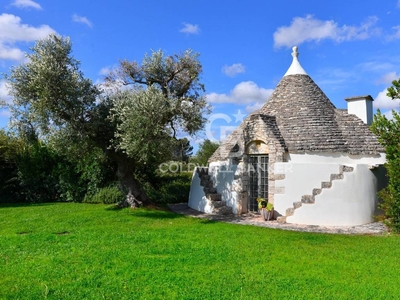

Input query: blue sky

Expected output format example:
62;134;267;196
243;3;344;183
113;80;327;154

1;0;400;147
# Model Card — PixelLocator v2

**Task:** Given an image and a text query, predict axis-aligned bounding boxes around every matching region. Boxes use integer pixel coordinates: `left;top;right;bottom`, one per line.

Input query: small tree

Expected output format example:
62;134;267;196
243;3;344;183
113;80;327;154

172;138;193;163
190;139;220;167
371;78;400;232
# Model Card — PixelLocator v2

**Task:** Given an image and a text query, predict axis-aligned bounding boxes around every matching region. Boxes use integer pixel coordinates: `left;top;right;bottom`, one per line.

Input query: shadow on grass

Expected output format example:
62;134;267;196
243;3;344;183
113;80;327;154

0;202;60;209
133;210;185;219
199;219;219;225
105;205;186;220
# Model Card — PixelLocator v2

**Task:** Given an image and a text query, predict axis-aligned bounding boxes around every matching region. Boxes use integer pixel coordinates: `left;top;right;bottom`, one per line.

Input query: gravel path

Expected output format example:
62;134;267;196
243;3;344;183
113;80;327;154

168;203;389;235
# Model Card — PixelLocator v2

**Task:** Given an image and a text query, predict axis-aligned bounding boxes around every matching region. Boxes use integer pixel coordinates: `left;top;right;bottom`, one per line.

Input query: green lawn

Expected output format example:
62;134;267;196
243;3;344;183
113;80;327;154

0;203;399;299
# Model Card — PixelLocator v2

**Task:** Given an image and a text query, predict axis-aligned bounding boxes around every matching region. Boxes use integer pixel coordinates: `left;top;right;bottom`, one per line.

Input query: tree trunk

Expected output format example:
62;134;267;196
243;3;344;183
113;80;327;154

114;155;151;208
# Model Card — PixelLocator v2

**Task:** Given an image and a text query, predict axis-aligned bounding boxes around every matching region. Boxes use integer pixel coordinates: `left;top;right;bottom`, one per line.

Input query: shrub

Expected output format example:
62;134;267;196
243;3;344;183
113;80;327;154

371;109;400;232
0;131;19;203
83;185;125;204
15;140;61;203
144;172;192;204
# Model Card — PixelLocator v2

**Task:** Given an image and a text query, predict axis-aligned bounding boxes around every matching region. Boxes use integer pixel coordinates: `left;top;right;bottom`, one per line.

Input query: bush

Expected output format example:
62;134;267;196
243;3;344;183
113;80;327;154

144;172;192;204
15;140;61;203
371;109;400;232
0;131;19;203
83;185;125;204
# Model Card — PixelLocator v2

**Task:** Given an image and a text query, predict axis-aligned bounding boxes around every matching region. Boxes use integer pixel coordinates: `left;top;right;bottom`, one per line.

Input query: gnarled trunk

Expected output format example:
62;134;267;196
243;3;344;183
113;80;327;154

114;155;151;208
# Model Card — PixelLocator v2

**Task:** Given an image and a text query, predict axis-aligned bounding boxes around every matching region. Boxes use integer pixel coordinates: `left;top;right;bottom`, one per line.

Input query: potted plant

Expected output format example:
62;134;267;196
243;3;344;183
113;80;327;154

257;197;274;221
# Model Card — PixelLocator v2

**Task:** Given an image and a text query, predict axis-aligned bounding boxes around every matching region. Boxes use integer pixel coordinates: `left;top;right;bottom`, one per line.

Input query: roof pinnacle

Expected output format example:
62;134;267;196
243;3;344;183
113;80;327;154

284;46;307;77
292;46;299;58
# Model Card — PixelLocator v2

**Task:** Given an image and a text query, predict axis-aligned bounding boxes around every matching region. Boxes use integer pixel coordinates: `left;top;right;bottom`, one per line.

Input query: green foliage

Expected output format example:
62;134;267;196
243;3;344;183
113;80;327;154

371;78;400;232
107;49;210;177
0;131;19;202
83;184;124;204
190;139;220;166
387;78;400;100
4;34;210;204
171;138;193;163
0;135;117;203
1;203;400;299
256;197;274;211
110;86;177;170
371;108;400;232
6;34;99;136
15;140;61;202
144;172;192;204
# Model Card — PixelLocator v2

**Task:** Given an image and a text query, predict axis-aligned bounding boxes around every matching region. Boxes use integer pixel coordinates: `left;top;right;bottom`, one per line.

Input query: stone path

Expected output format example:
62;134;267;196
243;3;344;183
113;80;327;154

167;203;389;235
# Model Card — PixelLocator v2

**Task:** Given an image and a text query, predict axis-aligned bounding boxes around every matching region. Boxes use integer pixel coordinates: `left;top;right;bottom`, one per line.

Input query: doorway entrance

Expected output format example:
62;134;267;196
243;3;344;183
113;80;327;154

247;155;269;212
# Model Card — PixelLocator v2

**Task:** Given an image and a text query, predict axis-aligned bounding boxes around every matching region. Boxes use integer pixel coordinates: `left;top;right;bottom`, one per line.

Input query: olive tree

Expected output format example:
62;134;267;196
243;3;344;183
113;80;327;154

5;34;210;207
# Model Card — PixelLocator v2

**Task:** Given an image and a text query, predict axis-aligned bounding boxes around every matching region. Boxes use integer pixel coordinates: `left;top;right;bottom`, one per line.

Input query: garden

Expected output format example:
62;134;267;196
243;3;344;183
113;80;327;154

1;202;399;299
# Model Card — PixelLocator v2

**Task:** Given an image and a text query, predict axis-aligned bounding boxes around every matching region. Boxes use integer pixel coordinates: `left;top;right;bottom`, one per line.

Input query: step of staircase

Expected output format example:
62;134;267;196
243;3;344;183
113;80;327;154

197;167;231;216
207;193;221;201
293;201;302;209
277;216;287;224
301;195;315;204
284;165;354;222
214;205;233;215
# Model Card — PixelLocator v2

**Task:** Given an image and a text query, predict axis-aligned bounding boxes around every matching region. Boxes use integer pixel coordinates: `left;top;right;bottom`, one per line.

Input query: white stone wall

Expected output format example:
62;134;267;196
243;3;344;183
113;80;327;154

209;160;241;214
189;151;387;225
274;152;386;226
347;98;373;125
284;164;379;226
188;169;214;213
273;163;340;214
288;152;386;164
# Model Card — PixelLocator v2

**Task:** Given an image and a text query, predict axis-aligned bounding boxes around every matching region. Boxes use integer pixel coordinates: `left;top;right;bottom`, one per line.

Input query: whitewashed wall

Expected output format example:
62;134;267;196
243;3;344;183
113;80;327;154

188;169;214;213
274;151;386;226
288;152;386;164
188;152;386;225
282;164;378;226
209;161;240;214
273;163;340;216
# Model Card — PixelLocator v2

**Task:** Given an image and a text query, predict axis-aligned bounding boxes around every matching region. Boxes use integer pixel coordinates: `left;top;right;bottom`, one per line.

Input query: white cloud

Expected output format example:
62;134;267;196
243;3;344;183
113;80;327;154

0;13;54;42
179;23;200;34
383;110;395;120
11;0;42;10
222;63;245;77
207;81;273;112
373;88;400;110
375;71;400;85
0;80;12;104
0;43;25;61
0;13;55;62
273;15;380;48
0;109;11;118
387;25;400;40
99;66;111;76
245;102;264;113
72;14;93;28
358;61;394;73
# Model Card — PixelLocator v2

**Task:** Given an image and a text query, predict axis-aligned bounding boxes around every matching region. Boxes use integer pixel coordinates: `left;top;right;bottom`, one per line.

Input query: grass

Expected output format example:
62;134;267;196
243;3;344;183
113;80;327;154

1;203;400;299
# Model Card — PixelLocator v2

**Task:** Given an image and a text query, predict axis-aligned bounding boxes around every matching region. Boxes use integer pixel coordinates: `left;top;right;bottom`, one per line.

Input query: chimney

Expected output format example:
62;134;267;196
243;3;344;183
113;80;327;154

345;95;373;125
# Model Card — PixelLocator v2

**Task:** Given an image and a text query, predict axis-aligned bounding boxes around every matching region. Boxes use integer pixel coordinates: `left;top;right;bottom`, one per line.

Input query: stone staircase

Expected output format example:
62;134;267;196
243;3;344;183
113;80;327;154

277;165;354;223
196;167;233;215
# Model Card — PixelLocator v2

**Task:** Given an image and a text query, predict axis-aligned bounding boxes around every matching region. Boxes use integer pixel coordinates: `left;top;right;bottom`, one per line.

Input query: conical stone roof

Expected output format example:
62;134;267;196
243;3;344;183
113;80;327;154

259;73;349;153
259;47;383;154
208;47;384;162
